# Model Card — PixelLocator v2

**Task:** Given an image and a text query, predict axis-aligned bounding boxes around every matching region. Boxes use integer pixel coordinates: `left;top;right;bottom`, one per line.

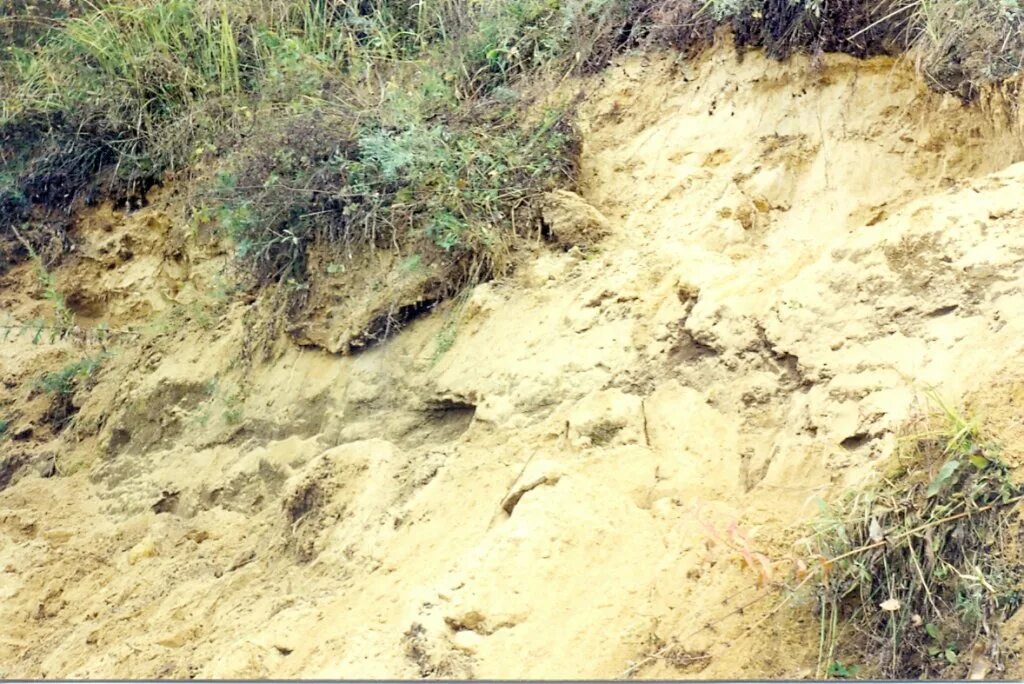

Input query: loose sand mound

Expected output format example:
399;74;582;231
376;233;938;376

2;41;1024;678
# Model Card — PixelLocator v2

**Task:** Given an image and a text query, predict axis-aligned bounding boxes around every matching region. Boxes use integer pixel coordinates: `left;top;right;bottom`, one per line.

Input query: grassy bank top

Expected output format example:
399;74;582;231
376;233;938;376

1;0;1021;339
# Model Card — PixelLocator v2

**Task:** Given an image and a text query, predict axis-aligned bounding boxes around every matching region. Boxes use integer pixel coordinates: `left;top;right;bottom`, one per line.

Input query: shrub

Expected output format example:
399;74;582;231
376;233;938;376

808;396;1024;677
199;88;577;299
911;0;1024;96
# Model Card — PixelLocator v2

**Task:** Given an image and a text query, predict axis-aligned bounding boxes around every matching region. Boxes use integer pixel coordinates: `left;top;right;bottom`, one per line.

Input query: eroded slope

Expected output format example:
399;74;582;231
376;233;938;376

2;43;1024;678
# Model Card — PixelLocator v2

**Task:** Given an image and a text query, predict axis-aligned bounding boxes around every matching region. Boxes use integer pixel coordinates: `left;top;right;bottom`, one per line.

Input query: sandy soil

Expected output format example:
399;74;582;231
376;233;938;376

2;39;1024;678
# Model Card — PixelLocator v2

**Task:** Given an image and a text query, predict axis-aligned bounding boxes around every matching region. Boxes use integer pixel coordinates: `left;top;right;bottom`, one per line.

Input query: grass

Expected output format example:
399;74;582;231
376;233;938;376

1;0;627;342
34;352;107;431
2;0;1024;347
222;391;244;426
36;354;106;398
0;0;620;190
806;395;1024;678
201;105;576;289
4;223;75;336
689;0;1024;95
2;1;244;158
430;290;474;363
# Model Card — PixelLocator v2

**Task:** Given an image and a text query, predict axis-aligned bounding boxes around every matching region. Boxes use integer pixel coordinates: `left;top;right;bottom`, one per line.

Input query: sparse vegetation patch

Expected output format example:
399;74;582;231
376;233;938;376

35;353;107;430
808;395;1024;678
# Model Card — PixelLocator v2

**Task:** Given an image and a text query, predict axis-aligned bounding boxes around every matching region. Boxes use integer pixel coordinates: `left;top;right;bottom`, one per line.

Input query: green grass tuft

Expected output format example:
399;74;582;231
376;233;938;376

36;354;106;398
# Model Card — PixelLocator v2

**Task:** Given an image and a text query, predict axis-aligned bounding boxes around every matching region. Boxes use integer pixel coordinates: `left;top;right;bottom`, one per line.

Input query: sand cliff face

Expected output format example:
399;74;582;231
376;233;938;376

3;41;1024;679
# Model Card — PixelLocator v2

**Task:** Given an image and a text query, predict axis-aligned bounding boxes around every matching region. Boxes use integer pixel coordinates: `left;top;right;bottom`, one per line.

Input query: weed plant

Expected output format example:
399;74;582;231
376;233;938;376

808;394;1024;678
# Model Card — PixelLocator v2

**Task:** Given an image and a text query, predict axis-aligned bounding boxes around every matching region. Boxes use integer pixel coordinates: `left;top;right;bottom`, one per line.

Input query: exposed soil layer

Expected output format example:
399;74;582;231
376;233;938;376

2;42;1024;678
